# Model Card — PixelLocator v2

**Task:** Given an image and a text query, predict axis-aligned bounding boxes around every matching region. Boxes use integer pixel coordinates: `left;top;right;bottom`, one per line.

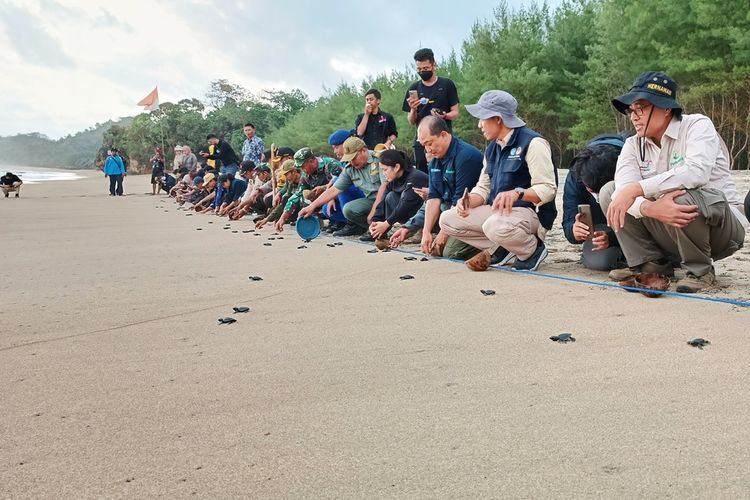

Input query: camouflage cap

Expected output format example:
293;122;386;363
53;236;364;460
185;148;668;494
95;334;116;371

255;162;271;174
294;147;315;167
279;159;298;176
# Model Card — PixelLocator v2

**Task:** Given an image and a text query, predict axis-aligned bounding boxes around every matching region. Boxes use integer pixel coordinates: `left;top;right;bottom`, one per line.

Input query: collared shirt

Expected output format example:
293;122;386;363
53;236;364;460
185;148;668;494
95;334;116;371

241;136;265;164
471;131;557;204
333;154;385;198
284;157;338;212
427;136;484;206
182;153;198;171
615;114;749;227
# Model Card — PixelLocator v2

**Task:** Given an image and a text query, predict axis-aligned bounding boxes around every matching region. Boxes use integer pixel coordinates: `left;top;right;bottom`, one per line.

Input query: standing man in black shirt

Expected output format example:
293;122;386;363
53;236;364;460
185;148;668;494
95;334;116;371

402;48;460;172
355;89;398;149
200;134;240;177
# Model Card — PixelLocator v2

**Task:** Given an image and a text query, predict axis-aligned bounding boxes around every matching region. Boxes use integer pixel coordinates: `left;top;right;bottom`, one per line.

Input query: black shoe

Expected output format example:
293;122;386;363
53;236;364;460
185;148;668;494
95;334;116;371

512;240;548;271
4;192;8;198
360;233;375;242
14;193;19;198
333;223;365;237
490;246;515;266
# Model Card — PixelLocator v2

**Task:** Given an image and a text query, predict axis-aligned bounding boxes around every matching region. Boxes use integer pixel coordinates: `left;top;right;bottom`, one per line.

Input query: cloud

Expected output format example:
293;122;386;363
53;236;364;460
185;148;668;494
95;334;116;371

0;3;74;68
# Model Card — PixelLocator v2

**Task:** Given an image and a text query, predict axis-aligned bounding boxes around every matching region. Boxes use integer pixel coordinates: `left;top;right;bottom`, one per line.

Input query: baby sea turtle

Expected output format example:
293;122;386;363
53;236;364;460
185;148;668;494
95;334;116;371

326;243;336;248
404;256;417;261
420;257;429;262
248;276;263;281
367;249;378;254
687;338;710;349
297;245;307;249
222;227;230;230
268;237;276;240
399;275;415;280
304;239;312;243
185;213;193;216
242;230;254;233
278;237;284;240
263;243;272;246
208;221;214;224
480;289;496;296
334;242;343;246
550;333;576;343
232;230;238;233
196;228;202;231
232;306;250;313
218;317;237;324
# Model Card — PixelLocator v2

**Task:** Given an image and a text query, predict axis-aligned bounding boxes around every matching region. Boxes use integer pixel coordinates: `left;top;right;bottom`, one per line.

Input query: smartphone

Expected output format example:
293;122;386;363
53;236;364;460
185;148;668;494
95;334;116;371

409;90;418;100
432;108;445;116
577;204;594;240
461;187;470;211
405;182;413;190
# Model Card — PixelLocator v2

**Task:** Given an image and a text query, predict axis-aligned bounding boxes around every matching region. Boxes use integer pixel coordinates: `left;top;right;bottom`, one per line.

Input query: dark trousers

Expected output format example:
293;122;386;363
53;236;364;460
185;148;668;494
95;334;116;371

109;175;123;196
413;141;428;173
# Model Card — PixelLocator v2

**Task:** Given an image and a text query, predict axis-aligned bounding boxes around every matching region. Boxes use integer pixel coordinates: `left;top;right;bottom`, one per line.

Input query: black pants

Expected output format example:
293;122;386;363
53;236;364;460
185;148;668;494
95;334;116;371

372;191;413;224
109;175;123;196
413;141;428;173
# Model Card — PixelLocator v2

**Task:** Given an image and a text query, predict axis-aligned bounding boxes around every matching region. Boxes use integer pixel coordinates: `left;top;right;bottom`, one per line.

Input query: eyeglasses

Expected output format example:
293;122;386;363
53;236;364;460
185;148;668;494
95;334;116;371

625;104;653;117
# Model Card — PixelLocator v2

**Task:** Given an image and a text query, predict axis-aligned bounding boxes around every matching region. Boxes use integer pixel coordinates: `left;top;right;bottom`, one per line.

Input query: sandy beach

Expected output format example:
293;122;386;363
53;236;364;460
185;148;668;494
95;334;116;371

1;170;750;498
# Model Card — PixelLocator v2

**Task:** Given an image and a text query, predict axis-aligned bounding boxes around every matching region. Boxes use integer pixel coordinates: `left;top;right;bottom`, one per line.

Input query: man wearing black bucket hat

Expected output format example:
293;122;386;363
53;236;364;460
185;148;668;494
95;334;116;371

601;71;748;293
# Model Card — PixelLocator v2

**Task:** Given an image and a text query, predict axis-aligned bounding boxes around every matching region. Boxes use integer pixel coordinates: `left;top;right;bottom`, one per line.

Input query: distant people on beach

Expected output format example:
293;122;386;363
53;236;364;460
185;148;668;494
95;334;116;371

150;148;165;195
201;134;240;176
104;148;126;196
1;171;23;198
241;123;265;165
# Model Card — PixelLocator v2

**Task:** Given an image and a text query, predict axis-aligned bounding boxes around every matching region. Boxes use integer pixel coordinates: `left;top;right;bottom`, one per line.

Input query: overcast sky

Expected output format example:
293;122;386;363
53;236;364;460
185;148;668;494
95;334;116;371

0;0;552;139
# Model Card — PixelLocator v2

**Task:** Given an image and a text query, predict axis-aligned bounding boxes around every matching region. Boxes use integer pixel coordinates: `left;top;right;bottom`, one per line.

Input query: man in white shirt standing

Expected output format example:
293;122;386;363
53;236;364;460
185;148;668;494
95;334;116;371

602;71;748;293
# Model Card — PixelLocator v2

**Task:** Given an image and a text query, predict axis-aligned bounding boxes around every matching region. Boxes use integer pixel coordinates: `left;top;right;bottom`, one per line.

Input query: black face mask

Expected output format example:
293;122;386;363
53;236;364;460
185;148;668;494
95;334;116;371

418;70;433;81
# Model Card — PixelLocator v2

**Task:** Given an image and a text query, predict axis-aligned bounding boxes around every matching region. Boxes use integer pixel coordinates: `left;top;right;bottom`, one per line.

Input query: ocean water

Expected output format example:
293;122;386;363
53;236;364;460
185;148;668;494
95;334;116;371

1;166;86;184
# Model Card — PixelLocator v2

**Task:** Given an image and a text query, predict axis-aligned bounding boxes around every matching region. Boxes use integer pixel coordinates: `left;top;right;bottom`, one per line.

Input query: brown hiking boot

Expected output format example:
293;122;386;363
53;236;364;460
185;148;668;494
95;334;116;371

466;250;491;272
676;270;716;294
609;261;675;281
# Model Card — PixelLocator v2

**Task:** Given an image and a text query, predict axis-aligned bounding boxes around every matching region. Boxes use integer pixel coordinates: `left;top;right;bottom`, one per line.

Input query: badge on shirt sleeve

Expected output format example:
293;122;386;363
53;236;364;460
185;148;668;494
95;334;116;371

669;152;684;169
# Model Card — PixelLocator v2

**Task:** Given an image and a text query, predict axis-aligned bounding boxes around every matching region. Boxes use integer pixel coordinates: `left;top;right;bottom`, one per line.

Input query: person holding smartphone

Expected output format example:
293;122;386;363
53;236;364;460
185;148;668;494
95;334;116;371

402;48;460;173
562;136;627;271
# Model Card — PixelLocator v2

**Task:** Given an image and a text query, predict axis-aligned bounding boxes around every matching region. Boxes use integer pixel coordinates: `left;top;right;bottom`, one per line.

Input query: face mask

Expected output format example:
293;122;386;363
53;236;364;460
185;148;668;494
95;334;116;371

591;192;600;203
418;70;433;81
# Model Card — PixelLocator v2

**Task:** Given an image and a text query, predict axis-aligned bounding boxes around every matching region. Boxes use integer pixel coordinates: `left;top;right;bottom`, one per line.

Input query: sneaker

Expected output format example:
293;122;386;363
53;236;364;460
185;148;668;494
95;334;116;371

325;221;344;233
512;241;548;271
360;233;375;242
4;192;8;198
333;223;365;237
491;247;515;266
676;269;716;293
608;260;675;281
14;193;19;198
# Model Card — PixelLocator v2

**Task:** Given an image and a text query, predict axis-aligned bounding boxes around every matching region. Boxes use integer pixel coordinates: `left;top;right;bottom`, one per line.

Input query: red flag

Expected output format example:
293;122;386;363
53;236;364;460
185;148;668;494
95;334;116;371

137;87;159;111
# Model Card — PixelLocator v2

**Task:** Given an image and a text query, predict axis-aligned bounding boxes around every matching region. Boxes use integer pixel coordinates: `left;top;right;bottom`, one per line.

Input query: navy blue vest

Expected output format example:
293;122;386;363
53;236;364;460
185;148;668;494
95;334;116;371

484;126;558;230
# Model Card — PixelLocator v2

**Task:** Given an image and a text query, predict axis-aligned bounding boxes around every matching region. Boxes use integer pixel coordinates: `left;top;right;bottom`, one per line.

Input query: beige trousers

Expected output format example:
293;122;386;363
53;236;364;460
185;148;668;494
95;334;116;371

439;205;539;260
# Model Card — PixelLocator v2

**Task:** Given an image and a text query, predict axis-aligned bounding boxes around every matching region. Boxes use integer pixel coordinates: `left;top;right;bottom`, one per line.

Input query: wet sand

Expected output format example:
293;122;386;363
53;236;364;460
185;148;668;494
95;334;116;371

1;171;749;498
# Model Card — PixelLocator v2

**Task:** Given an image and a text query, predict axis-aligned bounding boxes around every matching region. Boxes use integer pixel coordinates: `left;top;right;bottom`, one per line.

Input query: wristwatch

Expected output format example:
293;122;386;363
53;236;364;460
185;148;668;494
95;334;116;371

514;187;526;201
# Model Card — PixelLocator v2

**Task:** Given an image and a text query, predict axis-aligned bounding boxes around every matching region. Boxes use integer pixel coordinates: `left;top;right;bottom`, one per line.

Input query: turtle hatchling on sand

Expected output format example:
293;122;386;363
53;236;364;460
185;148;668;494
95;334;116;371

550;333;576;343
687;338;710;349
233;306;250;313
218;317;237;325
248;276;263;281
399;275;415;280
480;289;496;296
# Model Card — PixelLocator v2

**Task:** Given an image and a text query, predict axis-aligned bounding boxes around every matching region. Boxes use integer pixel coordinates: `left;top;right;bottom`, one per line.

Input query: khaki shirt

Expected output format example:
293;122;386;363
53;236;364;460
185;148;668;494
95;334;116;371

471;131;557;204
615;114;749;228
333;156;386;198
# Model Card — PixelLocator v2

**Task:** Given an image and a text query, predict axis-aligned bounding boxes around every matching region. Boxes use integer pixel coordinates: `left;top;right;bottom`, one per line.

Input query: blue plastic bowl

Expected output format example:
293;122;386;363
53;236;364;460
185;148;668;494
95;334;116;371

296;216;321;240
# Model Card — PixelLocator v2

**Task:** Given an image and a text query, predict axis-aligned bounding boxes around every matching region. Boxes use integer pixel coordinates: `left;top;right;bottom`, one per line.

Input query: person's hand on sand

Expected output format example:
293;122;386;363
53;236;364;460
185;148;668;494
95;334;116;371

255;217;269;229
572;213;590;242
420;231;433;255
430;231;448;256
390;227;411;248
275;213;288;233
272;193;281;208
369;221;390;239
591;230;610;251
